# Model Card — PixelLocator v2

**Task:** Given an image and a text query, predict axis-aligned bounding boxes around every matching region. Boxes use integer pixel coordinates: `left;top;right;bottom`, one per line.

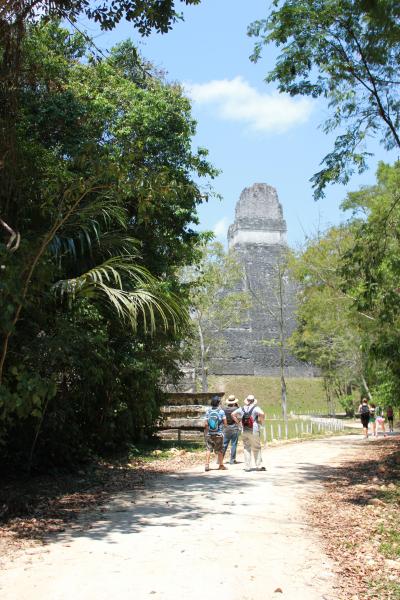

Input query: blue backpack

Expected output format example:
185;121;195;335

207;409;220;433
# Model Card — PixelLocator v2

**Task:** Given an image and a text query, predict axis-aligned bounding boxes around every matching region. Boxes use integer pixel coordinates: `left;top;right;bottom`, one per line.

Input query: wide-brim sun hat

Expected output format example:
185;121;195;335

225;394;238;406
244;394;257;406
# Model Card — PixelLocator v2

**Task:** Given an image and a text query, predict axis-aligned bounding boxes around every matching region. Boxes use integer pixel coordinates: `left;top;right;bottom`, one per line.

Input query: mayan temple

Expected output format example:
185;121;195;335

212;183;313;377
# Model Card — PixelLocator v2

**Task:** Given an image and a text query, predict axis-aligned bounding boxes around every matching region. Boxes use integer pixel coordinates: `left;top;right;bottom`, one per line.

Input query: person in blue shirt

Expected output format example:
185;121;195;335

222;395;240;464
204;396;227;472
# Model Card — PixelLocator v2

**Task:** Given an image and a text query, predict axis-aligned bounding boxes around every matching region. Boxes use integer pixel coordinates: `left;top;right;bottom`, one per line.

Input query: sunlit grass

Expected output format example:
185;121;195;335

209;375;331;415
127;440;203;462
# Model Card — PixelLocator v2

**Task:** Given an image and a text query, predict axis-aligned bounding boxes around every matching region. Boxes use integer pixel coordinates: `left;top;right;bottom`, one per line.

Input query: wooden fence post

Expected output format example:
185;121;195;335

263;426;267;444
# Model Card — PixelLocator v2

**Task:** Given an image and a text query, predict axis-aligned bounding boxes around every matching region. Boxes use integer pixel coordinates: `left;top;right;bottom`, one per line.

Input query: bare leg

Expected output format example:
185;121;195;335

205;449;211;471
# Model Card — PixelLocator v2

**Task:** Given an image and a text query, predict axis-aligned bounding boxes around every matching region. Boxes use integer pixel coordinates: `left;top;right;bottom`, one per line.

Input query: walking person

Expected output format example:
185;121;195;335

376;406;387;437
233;394;266;472
222;395;240;464
386;406;394;432
369;403;377;437
358;397;370;439
204;396;227;472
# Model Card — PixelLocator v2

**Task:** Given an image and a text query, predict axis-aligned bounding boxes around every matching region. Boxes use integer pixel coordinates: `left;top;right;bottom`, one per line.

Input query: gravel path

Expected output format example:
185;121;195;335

0;435;364;600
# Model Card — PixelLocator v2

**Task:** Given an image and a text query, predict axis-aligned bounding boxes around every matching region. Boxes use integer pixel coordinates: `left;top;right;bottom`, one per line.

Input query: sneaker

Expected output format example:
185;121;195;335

257;466;266;471
205;465;210;472
229;460;238;465
218;465;228;470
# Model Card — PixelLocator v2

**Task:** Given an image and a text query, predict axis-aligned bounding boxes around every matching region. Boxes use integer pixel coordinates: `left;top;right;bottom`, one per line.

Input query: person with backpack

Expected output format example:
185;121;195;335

375;405;387;437
369;403;377;437
222;395;240;464
386;406;394;432
204;396;227;472
358;397;370;439
232;394;266;472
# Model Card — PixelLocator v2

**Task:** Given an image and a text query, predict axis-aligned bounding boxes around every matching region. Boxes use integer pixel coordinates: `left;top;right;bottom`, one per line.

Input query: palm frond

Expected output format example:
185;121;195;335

49;196;131;261
52;257;187;333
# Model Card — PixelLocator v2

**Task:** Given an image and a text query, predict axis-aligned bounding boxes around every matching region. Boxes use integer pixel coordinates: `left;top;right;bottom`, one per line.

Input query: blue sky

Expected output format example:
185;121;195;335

79;0;398;247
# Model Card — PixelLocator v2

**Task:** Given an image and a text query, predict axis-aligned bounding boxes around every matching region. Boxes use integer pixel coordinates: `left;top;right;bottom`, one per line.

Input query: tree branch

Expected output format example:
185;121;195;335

0;217;20;251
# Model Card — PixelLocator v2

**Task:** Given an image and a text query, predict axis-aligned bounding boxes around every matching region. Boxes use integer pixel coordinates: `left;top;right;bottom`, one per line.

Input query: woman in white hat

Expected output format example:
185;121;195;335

232;394;266;471
222;395;240;464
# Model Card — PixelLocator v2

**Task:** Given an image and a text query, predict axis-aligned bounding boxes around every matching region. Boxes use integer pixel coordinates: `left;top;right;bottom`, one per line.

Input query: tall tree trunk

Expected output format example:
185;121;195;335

361;374;373;401
197;320;208;392
324;377;332;416
280;371;287;422
278;264;288;423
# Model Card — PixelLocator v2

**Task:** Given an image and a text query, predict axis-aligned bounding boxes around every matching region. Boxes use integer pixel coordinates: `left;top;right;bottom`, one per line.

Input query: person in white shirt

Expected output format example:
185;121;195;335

232;394;266;472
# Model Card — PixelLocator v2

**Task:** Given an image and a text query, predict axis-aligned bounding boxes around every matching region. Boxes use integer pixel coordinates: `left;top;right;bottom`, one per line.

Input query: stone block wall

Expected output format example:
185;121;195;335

211;183;313;377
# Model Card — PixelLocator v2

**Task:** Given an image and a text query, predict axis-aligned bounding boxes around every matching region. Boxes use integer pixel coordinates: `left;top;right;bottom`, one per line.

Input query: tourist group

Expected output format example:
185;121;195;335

204;393;266;473
358;398;394;439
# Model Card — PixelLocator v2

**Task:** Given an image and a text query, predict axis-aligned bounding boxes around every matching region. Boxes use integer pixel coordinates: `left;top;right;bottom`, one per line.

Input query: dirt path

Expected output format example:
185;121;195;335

0;436;365;600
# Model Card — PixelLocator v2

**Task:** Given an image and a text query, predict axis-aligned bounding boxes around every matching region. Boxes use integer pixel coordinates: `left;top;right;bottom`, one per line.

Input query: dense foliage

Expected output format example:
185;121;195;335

341;161;400;404
289;226;370;413
249;1;400;412
249;0;400;198
0;22;216;470
290;162;400;413
1;1;201;35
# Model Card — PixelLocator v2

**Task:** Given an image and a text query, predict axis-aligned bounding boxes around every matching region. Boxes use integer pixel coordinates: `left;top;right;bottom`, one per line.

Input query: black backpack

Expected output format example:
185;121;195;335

360;404;370;415
224;406;237;425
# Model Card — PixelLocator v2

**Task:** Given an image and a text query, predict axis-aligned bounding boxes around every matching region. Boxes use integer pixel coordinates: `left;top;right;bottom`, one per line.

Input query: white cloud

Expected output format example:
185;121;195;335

213;217;229;239
185;76;313;133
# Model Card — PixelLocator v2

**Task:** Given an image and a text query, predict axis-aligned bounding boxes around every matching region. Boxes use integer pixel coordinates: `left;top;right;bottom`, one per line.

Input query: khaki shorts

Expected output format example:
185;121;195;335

205;433;223;453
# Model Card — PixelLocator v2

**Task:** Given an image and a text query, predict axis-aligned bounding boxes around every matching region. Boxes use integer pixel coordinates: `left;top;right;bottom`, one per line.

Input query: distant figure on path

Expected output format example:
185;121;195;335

386;406;394;432
204;396;227;472
222;395;240;464
233;394;266;472
369;403;377;437
376;406;387;437
358;398;370;439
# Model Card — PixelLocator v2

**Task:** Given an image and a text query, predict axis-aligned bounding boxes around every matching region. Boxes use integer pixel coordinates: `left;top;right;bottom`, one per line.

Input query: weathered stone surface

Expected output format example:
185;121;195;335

163;392;224;406
162;365;196;393
212;183;314;377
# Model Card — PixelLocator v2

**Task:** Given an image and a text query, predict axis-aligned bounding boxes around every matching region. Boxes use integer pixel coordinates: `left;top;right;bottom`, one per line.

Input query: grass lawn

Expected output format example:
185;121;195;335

208;375;332;417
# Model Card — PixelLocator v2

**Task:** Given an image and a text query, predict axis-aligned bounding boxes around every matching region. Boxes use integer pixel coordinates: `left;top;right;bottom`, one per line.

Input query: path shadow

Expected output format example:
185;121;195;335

51;469;259;544
3;436;398;548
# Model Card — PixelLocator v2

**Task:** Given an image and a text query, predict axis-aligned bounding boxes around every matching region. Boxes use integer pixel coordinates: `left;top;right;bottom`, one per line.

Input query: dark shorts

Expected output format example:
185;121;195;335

205;433;223;453
361;414;370;428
